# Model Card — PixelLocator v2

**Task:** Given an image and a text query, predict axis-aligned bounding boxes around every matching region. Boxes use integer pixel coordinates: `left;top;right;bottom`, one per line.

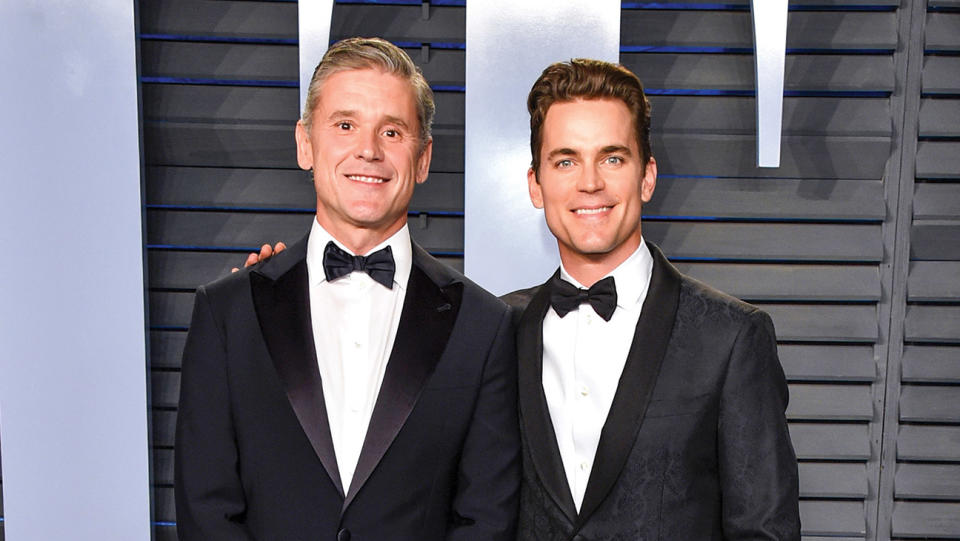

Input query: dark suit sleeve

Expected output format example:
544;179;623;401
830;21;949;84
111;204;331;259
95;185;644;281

174;286;256;541
718;310;801;540
446;307;521;541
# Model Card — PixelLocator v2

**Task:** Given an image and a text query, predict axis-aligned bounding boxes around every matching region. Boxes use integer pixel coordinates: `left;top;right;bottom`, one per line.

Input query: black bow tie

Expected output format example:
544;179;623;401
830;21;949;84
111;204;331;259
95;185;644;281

549;275;618;322
322;241;396;289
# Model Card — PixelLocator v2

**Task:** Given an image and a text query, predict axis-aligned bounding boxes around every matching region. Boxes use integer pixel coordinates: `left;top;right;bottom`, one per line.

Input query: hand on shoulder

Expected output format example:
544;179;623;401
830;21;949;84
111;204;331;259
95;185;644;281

231;242;287;272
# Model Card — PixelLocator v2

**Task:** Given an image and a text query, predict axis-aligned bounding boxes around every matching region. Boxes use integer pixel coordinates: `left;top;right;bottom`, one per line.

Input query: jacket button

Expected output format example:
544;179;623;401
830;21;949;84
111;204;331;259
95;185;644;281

572;535;587;541
337;528;351;541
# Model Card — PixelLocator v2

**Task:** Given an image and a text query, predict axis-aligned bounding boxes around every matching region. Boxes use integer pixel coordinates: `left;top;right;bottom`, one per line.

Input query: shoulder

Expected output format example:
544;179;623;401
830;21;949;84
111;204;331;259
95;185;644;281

499;285;544;312
676;272;774;335
200;239;307;311
195;263;255;303
679;273;756;313
499;284;546;327
413;246;510;318
645;241;766;328
201;231;310;298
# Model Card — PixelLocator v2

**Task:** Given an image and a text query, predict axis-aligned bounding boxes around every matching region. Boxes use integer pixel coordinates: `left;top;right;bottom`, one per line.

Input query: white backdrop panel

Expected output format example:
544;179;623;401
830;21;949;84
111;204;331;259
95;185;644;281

298;0;335;114
0;0;150;539
752;0;788;167
464;1;621;295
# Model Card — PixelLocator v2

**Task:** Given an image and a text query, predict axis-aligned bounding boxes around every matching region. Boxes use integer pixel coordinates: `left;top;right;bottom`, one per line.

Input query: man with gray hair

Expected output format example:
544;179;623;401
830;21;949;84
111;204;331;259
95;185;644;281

175;37;520;541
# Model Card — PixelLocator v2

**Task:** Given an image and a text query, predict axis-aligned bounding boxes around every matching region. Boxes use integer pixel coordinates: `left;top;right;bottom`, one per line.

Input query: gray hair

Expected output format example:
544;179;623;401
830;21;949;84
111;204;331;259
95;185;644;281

301;37;435;149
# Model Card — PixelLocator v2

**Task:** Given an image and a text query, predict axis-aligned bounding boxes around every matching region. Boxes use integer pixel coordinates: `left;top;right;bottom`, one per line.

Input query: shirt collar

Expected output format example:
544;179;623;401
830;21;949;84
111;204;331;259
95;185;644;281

306;218;413;291
558;238;653;310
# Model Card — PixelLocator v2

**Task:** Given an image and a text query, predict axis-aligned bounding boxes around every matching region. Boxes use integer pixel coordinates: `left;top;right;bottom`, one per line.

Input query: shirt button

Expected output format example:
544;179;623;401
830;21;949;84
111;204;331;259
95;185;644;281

579;384;589;397
353;340;361;348
579;461;588;471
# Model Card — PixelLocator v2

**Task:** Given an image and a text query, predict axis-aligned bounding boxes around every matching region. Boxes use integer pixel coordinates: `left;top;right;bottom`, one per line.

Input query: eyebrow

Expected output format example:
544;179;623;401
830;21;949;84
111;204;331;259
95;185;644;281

545;145;634;161
328;109;357;121
383;115;411;130
546;148;580;161
600;145;633;156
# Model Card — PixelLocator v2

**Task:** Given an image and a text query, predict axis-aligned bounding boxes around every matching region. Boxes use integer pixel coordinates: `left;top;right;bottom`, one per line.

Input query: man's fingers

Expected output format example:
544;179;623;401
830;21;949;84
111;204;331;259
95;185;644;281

243;251;261;268
236;242;286;272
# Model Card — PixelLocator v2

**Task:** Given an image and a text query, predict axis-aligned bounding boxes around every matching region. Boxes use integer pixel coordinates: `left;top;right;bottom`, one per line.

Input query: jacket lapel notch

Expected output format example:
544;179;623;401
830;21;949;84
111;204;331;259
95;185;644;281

518;272;579;524
574;244;682;528
250;237;344;497
342;253;462;510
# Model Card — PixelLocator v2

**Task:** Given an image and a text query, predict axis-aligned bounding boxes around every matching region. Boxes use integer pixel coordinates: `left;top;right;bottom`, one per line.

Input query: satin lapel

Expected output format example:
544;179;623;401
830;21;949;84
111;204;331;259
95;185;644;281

250;237;343;497
517;272;578;524
574;243;681;529
343;247;463;510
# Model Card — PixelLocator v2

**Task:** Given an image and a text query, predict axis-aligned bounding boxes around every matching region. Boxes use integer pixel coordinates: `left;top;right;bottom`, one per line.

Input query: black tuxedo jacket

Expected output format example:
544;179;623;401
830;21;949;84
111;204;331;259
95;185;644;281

503;243;800;540
174;233;520;541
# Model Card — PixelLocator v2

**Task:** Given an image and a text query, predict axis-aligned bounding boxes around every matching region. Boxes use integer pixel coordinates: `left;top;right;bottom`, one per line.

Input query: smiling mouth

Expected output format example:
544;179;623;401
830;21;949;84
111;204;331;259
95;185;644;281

347;174;388;184
574;206;612;215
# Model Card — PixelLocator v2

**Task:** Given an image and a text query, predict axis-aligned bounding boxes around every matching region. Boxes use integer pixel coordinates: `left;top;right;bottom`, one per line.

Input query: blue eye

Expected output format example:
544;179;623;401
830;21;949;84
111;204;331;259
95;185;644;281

556;159;573;168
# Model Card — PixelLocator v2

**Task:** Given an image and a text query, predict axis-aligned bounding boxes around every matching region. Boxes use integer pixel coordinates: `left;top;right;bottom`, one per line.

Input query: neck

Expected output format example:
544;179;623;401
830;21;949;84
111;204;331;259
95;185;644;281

559;237;642;287
315;216;405;256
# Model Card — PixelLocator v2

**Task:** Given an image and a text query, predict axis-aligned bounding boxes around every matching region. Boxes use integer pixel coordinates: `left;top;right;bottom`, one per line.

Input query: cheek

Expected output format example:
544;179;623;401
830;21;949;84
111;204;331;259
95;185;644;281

315;139;351;166
544;206;572;236
538;181;563;205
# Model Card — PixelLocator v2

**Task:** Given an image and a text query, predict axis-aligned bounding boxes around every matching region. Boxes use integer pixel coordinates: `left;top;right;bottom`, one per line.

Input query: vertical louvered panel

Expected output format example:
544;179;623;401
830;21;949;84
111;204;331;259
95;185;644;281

888;1;960;538
139;1;300;538
620;4;902;537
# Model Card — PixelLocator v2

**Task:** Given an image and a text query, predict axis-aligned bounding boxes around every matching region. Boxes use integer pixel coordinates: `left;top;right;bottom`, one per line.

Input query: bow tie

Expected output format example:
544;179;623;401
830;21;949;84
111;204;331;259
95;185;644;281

549;275;618;322
322;241;396;289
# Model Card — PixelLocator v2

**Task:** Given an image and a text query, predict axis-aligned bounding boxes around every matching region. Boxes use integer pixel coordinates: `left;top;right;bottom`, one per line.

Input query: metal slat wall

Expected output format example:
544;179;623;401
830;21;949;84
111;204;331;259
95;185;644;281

139;1;299;539
888;1;960;538
623;3;894;538
135;1;956;539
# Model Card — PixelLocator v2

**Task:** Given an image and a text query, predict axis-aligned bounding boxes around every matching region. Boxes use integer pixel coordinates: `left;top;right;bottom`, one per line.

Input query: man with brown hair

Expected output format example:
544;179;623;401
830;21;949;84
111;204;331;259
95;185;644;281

504;58;800;539
175;37;520;541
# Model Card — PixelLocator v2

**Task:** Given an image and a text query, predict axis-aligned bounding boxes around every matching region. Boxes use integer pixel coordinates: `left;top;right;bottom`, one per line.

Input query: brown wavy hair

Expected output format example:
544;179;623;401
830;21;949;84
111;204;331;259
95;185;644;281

527;58;652;174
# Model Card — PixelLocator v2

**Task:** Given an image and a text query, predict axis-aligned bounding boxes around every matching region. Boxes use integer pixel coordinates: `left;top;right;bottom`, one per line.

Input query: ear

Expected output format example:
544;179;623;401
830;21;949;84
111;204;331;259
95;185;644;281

295;120;314;170
415;137;433;184
640;157;657;204
528;167;544;209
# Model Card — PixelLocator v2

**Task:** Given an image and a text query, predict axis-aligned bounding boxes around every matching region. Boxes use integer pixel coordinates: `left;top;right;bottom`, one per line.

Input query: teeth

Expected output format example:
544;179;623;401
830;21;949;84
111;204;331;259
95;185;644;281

575;207;611;215
348;175;386;184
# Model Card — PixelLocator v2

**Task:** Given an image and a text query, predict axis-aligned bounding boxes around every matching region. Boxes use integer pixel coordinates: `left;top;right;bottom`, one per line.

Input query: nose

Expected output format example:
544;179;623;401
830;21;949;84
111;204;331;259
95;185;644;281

356;129;383;161
577;163;605;193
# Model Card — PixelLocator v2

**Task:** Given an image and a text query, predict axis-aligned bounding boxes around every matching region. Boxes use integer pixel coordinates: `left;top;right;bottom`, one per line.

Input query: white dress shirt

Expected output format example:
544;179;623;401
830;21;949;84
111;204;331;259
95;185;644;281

541;239;653;511
305;219;412;493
